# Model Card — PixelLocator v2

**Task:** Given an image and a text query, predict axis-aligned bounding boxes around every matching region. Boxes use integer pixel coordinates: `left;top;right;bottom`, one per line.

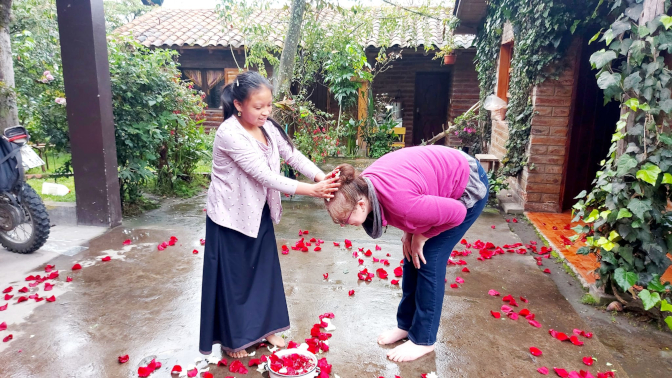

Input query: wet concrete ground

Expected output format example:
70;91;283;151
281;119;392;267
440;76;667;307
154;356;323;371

0;189;670;377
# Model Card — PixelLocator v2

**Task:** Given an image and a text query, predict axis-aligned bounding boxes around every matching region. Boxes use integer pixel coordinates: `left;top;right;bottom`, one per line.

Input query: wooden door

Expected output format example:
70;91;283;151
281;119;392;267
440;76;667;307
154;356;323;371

413;73;451;145
562;37;621;210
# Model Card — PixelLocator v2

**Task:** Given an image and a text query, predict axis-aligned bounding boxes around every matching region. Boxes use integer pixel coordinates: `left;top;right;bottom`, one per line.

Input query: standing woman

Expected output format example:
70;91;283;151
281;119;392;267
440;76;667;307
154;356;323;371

324;145;488;362
200;71;339;358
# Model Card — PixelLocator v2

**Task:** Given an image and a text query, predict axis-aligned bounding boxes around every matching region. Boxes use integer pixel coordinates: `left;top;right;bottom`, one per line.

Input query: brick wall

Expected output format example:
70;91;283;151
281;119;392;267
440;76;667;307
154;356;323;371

447;50;480;146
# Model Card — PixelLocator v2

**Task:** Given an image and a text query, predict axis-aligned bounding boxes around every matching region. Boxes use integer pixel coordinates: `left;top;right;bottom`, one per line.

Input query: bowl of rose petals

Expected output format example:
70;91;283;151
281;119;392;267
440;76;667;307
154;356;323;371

267;349;318;378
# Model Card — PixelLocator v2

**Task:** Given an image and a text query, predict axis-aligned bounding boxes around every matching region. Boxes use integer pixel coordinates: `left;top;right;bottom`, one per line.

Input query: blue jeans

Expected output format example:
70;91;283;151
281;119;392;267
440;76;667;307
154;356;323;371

397;163;489;345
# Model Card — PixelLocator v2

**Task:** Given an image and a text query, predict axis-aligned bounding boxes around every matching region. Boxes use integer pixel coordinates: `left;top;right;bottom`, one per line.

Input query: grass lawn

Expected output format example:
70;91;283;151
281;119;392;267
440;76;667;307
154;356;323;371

26;176;76;203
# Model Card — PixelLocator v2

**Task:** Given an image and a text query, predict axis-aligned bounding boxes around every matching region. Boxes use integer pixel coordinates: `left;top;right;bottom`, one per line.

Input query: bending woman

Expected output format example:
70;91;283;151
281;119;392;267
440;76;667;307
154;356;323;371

200;71;339;358
324;145;488;362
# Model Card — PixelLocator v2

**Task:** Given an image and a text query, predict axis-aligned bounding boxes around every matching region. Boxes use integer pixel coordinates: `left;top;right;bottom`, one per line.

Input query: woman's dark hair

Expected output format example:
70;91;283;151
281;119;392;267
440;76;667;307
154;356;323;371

220;70;293;149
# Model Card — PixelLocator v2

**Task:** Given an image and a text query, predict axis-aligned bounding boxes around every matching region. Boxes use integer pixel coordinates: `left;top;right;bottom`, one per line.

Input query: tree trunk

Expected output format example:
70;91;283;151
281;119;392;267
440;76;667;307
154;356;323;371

273;0;306;99
0;0;19;132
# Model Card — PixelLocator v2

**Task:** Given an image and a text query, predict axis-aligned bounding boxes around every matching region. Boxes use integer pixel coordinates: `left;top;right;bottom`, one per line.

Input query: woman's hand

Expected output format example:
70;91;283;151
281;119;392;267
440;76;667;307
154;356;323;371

401;231;413;263
410;233;429;269
310;177;340;198
315;168;340;182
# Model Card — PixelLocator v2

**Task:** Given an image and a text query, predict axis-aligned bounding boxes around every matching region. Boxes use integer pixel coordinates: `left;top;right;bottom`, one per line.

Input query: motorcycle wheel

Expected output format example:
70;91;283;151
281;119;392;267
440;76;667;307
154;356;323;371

0;184;50;254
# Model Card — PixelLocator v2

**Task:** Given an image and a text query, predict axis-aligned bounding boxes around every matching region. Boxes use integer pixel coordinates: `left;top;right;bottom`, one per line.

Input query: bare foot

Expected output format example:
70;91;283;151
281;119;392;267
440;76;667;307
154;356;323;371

377;327;408;345
387;340;435;362
225;349;249;359
266;334;286;348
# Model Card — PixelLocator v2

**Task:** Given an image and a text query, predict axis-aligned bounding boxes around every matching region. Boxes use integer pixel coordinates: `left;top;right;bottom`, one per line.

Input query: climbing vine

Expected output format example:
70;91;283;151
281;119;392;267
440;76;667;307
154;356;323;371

475;0;604;176
572;0;672;326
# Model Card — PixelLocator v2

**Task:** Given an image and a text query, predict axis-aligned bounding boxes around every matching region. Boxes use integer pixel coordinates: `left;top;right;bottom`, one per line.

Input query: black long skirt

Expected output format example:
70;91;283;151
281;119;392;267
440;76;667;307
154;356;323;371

199;204;290;354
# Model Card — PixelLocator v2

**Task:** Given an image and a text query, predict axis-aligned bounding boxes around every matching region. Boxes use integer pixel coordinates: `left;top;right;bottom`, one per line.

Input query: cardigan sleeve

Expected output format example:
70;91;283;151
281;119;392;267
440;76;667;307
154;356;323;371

402;194;468;238
216;127;298;194
271;123;323;181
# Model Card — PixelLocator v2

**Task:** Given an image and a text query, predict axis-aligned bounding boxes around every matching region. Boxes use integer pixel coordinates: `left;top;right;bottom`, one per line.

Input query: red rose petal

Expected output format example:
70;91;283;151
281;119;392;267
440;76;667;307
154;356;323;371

462;267;470;272
376;268;388;279
519;308;530;316
4;294;12;300
72;263;82;270
118;355;129;364
2;287;11;294
18;287;28;293
450;283;459;289
200;238;206;245
323;273;328;280
0;303;7;311
582;356;594;366
44;283;54;291
46;296;56;302
570;335;584;346
17;296;28;303
508;312;519;320
530;347;543;356
364;249;372;257
520;296;529;303
187;367;198;377
490;310;501;319
315;246;322;251
0;322;6;331
102;256;111;262
3;334;12;342
543;269;551;274
501;305;513;314
375;245;381;250
455;277;465;284
491;225;496;229
303;231;309;235
391;279;399;285
123;239;132;245
554;368;569;378
348;290;355;296
394;266;403;277
217;359;228;367
488;290;500;296
66;276;72;282
171;365;182;374
44;265;55;273
538;367;549;375
503;294;514;302
333;242;340;247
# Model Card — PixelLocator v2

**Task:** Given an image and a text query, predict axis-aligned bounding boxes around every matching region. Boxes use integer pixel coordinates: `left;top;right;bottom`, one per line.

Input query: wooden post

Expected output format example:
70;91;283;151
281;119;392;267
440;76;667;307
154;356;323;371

356;81;369;151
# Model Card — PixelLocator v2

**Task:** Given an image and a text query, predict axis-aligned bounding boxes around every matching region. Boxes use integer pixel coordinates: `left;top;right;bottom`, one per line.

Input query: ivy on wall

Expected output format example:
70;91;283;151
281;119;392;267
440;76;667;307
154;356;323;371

474;0;604;176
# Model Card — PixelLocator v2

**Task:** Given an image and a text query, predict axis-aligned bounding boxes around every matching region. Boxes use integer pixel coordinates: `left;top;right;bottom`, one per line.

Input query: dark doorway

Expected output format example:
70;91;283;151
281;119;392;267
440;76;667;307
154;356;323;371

413;73;451;145
562;37;621;211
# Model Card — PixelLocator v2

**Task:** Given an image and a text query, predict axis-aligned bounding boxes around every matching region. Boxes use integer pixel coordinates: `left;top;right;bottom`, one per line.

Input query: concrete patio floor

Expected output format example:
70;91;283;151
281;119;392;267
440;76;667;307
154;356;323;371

0;191;670;377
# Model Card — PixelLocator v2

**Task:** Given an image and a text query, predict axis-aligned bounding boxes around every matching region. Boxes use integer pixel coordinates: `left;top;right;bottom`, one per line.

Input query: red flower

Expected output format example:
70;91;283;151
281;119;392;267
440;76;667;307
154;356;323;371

323;273;329;280
391;280;399;285
490;310;501;319
582;356;594;366
3;334;12;342
488;290;500;296
171;365;182;373
2;287;11;293
288;341;298;349
46;296;56;302
376;268;388;279
503;294;514;302
123;239;132;245
102;256;111;262
118;355;130;363
394;266;403;277
554;368;569;378
537;366;549;375
529;347;542;356
348;290;355;296
543;269;551;274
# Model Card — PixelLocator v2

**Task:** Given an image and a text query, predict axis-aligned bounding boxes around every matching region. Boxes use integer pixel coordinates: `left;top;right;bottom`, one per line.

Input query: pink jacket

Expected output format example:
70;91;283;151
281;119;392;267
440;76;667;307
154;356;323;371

206;116;322;238
361;146;470;238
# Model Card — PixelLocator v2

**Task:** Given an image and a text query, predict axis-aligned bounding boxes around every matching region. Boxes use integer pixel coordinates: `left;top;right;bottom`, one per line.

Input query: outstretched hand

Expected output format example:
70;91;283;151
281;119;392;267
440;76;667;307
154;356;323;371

312;177;340;198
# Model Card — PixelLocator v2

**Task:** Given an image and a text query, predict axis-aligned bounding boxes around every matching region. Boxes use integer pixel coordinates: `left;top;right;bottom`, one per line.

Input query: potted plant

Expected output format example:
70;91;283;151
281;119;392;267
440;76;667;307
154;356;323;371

434;34;457;65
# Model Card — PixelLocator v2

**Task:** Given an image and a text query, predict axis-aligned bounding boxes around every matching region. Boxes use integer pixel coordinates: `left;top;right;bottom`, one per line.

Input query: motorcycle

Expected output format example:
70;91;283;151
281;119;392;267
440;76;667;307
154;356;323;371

0;126;50;254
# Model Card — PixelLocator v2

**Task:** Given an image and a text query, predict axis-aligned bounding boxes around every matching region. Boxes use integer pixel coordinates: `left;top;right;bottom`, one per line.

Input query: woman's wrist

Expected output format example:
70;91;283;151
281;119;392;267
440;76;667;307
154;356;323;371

314;172;326;182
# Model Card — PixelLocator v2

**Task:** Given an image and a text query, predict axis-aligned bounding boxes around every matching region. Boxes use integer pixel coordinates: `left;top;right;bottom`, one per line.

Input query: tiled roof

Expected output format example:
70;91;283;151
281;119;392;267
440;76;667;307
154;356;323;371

114;8;475;49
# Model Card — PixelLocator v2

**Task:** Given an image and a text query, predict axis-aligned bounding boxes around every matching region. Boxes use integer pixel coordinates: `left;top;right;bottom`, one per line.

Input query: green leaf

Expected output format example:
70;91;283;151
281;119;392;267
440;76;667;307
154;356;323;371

617;208;633;219
636;163;661;185
614;267;638;291
627;198;651;219
659;99;672;114
638;289;661;311
590;49;618;69
661;299;672;312
574;190;587;199
663;173;672;184
624;97;639;110
660;134;672;145
597;72;621;90
616;154;638;176
623;73;642;91
571;20;581;34
589;29;602;44
662;15;672;29
665;316;672;331
648;278;666;292
576;246;591;255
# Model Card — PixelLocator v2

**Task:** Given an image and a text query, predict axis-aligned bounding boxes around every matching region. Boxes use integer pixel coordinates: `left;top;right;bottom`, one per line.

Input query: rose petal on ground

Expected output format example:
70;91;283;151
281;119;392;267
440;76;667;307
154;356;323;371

528;319;542;328
46;296;56;302
488;290;500;296
570;335;584;346
375;245;381;250
0;303;7;311
3;334;12;342
490;310;501;318
2;287;11;294
66;276;72;282
519;309;530;316
118;355;129;364
543;269;551;274
503;294;514;302
394;266;403;277
376;268;388;279
72;264;82;270
348;290;355;296
315;247;322;251
391;280;399;285
102;256;111;262
364;249;372;257
44;283;54;291
17;296;28;303
187;367;198;377
170;365;182;374
554;368;569;378
123;239;132;246
323;273;328;280
508;312;519;320
18;287;28;293
582;357;594;366
491;225;496;229
373;257;380;263
0;322;6;331
217;359;228;367
538;367;549;375
462;267;470;273
3;294;12;300
450;283;459;289
530;347;543;356
455;277;465;284
520;296;529;303
501;305;513;314
333;242;340;247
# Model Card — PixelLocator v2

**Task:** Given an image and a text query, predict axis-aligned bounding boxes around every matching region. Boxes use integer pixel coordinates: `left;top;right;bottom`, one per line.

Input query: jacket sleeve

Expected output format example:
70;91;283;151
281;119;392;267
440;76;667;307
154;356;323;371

402;194;468;238
216;127;298;194
272;124;323;181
